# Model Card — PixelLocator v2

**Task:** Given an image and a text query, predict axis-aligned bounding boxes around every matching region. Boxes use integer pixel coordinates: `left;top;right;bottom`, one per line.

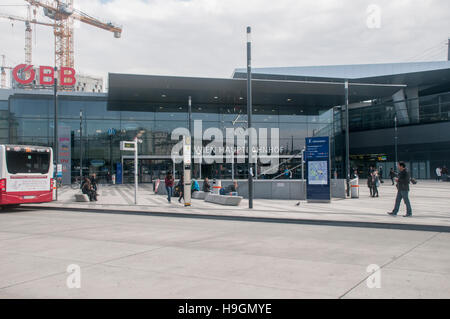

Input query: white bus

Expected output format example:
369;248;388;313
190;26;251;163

0;145;54;207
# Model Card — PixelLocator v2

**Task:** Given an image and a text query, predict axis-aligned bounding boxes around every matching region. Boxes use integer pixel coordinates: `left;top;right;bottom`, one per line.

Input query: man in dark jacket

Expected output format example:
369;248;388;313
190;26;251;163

388;162;412;217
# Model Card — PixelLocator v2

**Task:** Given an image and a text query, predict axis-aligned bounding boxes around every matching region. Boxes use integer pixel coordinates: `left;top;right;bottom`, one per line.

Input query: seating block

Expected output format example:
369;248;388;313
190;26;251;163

192;191;208;199
205;193;243;206
75;194;90;202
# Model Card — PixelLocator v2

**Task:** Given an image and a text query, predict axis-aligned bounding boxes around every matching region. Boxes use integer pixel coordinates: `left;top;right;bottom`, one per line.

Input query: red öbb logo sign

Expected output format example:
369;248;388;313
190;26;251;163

12;64;76;86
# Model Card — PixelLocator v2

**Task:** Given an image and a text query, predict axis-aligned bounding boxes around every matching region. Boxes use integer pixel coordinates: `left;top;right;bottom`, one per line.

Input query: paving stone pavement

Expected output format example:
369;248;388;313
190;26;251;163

22;181;450;227
26;180;450;229
0;206;449;298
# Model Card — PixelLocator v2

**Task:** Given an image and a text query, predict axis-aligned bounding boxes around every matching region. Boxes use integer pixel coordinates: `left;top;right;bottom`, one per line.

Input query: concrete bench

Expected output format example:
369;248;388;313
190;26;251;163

74;194;89;202
192;191;208;199
205;193;243;206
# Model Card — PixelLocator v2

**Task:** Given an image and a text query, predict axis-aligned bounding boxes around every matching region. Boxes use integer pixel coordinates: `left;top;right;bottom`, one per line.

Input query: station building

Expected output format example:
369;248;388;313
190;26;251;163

1;59;449;183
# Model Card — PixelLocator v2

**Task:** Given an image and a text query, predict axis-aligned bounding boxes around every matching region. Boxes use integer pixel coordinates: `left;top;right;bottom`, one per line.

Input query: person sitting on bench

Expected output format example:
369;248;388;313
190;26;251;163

191;179;200;194
203;177;211;193
220;181;238;196
81;177;97;202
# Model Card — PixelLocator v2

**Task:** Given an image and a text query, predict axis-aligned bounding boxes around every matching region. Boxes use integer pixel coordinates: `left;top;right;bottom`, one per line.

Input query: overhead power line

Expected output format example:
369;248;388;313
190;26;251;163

405;41;447;62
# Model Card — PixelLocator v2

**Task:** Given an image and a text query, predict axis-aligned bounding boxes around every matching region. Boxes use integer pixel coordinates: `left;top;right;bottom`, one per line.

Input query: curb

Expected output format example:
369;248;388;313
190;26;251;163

23;205;450;233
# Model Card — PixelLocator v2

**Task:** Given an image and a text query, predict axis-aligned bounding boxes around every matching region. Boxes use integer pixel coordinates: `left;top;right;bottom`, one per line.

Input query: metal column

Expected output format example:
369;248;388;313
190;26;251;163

79;110;83;180
247;26;253;209
344;80;350;197
54;77;58;201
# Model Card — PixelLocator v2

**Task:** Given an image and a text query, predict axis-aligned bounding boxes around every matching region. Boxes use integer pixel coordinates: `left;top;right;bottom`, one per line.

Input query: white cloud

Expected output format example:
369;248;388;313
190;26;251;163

1;0;449;85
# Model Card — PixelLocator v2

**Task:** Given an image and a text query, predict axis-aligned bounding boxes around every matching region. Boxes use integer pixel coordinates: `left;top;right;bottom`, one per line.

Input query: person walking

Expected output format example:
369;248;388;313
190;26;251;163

436;167;442;182
164;172;174;203
367;172;378;197
388;162;412;217
378;166;383;183
367;172;374;197
177;175;184;203
368;171;379;197
389;168;396;185
442;166;448;181
372;171;380;197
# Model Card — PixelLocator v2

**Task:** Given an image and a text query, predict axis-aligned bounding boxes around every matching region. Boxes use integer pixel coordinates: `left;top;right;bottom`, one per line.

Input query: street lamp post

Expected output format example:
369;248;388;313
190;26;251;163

394;115;398;170
134;137;138;205
246;26;253;209
344;80;350;197
79;110;83;181
54;75;58;201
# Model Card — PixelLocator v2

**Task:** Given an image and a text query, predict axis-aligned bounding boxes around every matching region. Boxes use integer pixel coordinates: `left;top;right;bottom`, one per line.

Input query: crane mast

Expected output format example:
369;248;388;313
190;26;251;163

25;0;122;71
1;55;6;89
0;11;55;66
0;0;122;90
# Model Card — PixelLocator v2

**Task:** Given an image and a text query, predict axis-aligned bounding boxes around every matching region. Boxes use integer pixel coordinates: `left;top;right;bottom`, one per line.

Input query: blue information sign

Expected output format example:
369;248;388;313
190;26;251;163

305;136;331;202
116;162;123;184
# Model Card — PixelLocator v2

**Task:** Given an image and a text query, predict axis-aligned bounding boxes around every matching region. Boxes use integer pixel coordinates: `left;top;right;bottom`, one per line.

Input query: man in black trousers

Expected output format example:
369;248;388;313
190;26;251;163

388;162;412;217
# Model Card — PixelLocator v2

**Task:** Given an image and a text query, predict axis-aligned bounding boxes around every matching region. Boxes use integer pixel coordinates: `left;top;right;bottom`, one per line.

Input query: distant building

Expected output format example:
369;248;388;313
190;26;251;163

74;74;104;93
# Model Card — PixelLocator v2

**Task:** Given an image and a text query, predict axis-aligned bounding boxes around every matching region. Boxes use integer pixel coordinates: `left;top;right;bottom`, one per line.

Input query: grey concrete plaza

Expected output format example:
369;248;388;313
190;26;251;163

0;181;449;298
33;180;450;228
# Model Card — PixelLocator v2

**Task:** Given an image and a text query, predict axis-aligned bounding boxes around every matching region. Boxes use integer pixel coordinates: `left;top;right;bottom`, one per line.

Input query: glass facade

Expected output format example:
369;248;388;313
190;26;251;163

4;88;449;182
329;90;450;179
348;91;450;132
3;92;332;183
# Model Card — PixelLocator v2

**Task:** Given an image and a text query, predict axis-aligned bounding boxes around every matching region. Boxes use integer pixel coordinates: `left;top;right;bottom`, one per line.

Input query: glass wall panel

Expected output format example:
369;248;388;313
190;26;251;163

279;108;308;123
279;123;308;139
86;120;121;137
0;100;7;110
15;118;50;137
155;105;187;121
220;105;248;123
120;104;154;120
10;97;50;118
192;104;220;121
253;106;279;123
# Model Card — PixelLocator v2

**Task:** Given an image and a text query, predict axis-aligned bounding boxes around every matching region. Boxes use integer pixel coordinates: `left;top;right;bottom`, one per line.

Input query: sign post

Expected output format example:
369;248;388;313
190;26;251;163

183;136;191;207
134;138;138;205
305;136;331;203
120;140;138;204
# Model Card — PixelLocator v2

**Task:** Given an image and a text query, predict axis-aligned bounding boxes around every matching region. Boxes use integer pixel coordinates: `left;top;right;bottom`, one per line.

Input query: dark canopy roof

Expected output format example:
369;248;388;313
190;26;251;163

107;73;405;111
233;61;450;89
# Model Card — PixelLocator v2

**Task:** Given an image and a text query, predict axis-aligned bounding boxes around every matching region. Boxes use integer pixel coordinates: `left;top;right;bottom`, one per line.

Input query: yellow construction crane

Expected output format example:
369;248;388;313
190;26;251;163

25;0;122;70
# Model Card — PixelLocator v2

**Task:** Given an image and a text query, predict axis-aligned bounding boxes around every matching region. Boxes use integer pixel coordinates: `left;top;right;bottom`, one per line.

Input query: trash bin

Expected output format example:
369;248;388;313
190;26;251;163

350;178;359;198
212;179;222;195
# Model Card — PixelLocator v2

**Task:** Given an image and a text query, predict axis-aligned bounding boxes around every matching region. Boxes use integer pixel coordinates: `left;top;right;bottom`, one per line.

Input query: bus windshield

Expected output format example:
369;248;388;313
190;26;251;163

6;150;50;174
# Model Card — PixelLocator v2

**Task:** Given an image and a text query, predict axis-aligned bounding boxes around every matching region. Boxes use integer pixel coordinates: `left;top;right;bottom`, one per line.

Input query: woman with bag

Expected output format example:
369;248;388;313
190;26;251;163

373;171;380;197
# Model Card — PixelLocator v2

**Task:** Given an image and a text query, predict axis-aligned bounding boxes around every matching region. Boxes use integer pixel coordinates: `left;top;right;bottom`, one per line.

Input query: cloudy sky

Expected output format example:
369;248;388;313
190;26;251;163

1;0;449;85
